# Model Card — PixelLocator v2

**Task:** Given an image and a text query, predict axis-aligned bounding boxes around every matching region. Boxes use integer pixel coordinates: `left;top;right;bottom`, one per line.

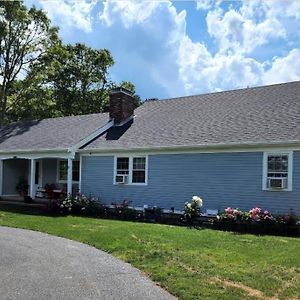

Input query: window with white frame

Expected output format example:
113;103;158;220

58;160;80;182
115;156;147;185
263;152;292;191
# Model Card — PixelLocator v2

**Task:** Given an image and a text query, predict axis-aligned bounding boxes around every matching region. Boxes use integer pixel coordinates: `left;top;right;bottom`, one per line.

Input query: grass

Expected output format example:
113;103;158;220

0;206;299;300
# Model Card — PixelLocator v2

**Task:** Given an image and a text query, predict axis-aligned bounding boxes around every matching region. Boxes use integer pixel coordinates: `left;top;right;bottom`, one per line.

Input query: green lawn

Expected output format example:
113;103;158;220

0;207;299;300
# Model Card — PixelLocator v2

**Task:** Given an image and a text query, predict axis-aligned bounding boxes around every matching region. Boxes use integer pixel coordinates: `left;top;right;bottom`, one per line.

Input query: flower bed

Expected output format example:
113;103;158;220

214;207;300;236
50;194;299;236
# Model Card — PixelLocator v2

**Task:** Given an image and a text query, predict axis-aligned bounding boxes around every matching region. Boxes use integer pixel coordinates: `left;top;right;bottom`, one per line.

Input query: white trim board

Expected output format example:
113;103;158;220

79;155;82;193
78;140;300;155
0;152;75;160
0;160;3;196
56;159;80;184
68;120;114;153
80;145;300;157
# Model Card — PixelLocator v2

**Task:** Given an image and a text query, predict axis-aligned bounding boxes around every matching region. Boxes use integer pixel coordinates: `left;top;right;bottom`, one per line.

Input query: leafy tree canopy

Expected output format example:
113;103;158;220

1;1;140;125
0;1;58;124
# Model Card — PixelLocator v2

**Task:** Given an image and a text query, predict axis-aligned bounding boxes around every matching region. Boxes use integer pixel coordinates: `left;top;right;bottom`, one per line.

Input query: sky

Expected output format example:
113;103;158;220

24;0;300;100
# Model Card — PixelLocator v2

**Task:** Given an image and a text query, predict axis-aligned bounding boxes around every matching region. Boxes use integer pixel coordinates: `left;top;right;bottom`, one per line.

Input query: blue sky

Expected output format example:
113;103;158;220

25;0;300;100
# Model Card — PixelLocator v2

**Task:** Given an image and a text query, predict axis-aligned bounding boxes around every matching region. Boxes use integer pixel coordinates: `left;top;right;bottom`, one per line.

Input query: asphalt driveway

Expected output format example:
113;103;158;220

0;226;175;300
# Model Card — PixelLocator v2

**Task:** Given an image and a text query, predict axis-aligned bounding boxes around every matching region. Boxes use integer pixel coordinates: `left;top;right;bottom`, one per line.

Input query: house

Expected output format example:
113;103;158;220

0;81;300;215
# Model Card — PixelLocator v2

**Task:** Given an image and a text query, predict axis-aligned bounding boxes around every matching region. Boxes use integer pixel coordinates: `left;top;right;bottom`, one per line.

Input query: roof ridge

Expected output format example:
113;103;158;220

156;80;300;104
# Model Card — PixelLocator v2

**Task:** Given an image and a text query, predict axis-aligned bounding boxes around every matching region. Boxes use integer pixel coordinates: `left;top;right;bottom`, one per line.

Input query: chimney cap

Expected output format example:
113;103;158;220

110;86;133;96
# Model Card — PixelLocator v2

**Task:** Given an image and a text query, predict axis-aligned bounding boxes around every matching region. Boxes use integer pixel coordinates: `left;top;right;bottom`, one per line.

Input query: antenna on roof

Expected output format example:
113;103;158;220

144;98;159;102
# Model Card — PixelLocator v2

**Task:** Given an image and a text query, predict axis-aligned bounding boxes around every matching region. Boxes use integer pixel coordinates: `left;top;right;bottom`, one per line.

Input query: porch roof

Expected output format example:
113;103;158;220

0;113;109;153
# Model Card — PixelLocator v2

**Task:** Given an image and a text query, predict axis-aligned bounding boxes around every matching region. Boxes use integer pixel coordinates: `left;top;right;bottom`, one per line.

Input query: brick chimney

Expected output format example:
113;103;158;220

109;87;135;125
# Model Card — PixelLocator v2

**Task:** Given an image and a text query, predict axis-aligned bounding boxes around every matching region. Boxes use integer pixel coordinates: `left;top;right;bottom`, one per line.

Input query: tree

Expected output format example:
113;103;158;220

33;43;115;116
120;80;141;108
0;1;58;124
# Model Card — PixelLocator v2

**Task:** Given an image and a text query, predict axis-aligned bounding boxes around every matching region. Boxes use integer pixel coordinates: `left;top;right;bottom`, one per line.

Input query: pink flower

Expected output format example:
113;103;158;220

225;207;233;214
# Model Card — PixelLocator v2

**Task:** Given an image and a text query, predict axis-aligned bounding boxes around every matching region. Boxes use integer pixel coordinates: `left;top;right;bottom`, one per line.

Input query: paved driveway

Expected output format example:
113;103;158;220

0;227;175;300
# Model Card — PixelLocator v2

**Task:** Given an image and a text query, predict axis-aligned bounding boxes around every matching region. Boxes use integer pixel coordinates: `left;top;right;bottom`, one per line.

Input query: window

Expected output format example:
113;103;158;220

132;157;146;183
58;160;80;182
263;152;292;191
114;156;147;185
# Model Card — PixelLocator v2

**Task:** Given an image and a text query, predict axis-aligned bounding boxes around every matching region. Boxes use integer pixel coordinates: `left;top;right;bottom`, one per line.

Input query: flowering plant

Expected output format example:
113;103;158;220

57;194;102;215
221;206;277;223
59;194;74;213
249;207;261;221
223;207;248;221
183;196;203;224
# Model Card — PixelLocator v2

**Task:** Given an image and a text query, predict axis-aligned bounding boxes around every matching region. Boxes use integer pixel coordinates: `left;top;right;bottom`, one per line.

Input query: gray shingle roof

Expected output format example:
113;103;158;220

0;113;109;153
85;81;300;151
1;81;300;153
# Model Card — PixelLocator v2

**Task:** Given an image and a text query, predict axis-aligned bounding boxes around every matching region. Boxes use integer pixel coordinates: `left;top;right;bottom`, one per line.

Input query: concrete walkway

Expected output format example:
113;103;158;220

0;227;175;300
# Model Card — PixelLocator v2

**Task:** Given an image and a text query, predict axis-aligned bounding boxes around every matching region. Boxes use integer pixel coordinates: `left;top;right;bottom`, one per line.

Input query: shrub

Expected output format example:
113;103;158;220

58;194;74;214
183;196;203;226
56;194;103;216
73;194;102;216
121;207;142;221
216;207;300;236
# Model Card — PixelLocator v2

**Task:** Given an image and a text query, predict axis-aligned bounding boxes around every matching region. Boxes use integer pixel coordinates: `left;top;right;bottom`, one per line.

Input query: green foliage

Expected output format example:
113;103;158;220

31;43;115;117
57;194;103;216
216;207;300;235
0;1;59;124
183;196;203;225
0;1;140;124
0;209;299;300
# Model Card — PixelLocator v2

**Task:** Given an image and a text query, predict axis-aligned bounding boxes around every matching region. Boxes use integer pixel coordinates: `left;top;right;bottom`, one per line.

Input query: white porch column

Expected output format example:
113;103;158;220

30;159;36;199
67;158;73;195
0;160;3;196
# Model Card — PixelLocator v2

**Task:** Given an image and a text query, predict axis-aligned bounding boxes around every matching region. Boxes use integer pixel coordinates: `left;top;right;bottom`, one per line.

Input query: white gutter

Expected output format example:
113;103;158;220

78;140;300;154
68;120;114;153
0;120;115;158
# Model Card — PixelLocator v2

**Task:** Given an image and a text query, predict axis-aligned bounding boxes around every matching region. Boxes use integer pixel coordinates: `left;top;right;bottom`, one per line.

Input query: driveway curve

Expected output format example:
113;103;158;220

0;226;175;300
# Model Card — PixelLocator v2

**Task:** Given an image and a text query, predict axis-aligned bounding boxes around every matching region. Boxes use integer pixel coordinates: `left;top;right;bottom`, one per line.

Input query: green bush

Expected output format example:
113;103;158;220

183;196;203;226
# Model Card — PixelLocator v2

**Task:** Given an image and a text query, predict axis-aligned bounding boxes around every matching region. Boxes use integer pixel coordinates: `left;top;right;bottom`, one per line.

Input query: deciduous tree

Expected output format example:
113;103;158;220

0;1;58;124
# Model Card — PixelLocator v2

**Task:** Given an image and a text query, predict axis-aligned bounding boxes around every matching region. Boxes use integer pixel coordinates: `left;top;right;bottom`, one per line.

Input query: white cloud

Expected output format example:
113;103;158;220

39;0;96;32
263;49;300;85
29;0;300;98
241;0;300;21
178;35;265;94
99;0;166;28
98;0;300;97
98;0;187;97
196;0;223;11
196;0;214;10
206;7;285;55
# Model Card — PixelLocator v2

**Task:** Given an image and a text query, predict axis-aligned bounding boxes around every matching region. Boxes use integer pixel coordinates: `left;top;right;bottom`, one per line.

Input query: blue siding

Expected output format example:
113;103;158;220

81;152;300;215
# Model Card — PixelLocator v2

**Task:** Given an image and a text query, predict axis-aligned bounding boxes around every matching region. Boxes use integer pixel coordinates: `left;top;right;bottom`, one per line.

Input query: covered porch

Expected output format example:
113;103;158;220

0;153;80;200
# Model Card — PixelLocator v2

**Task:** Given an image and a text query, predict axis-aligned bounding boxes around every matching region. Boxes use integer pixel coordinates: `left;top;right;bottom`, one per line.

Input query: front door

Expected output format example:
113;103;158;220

34;160;42;191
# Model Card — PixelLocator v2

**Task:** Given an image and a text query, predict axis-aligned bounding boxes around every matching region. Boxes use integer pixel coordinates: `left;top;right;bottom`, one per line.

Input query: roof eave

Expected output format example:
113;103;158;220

78;140;300;154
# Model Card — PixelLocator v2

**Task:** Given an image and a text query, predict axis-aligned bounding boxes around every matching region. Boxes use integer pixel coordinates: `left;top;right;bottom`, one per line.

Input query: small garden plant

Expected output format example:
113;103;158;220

183;196;203;226
51;194;299;236
216;206;299;235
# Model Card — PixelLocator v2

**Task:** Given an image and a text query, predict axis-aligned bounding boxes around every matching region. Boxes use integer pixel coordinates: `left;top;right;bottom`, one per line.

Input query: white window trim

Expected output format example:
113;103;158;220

57;159;80;184
262;151;293;191
113;155;148;186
